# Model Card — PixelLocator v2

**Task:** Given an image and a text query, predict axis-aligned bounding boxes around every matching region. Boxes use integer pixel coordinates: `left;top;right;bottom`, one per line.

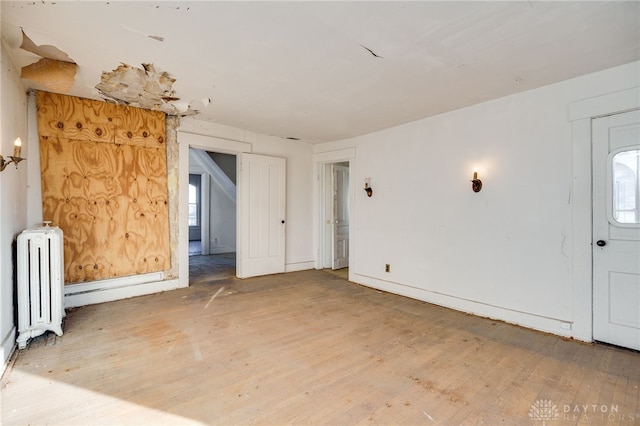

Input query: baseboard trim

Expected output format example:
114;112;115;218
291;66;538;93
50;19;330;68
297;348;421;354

1;327;16;378
285;260;315;273
351;273;590;343
65;278;186;308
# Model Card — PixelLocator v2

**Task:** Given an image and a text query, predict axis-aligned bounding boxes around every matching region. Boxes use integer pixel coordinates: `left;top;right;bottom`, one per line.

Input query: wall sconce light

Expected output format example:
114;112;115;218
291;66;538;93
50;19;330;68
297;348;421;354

0;138;26;172
364;177;373;197
471;169;482;193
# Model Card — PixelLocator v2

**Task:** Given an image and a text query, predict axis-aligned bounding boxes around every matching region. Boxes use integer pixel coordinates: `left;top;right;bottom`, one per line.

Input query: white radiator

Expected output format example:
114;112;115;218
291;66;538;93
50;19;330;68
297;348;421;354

16;224;65;349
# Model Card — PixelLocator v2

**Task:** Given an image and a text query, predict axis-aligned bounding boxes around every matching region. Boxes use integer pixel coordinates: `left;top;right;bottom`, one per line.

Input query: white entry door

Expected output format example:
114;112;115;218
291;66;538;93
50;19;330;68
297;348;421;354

592;110;640;351
332;164;349;270
238;153;286;278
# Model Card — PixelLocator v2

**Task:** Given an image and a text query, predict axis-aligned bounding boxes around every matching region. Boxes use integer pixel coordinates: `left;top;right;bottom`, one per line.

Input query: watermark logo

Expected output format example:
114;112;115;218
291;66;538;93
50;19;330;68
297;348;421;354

528;399;638;423
529;399;559;425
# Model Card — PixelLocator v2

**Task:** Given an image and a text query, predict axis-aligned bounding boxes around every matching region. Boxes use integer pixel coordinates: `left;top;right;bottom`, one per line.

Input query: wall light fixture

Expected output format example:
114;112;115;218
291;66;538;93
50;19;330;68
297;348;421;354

471;169;482;193
364;177;373;197
0;138;26;172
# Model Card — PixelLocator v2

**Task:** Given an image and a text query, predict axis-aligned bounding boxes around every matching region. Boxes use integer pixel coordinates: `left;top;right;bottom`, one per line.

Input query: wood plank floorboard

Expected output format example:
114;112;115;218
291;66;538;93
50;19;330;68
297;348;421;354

2;269;639;425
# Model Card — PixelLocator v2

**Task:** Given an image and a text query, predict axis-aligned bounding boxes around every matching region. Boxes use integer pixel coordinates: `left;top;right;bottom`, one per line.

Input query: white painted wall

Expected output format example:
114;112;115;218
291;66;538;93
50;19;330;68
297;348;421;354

314;61;640;341
0;40;28;372
179;119;315;274
208;176;236;254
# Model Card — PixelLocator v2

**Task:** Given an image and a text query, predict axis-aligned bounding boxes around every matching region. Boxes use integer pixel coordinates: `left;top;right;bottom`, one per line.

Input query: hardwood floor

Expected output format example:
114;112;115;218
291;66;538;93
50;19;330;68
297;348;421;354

189;252;236;283
2;269;639;425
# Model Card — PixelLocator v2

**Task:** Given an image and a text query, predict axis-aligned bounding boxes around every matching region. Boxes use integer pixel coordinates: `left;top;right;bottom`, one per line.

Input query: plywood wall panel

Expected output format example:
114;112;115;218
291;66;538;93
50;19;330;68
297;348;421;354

114;106;166;148
36;91;115;143
38;91;170;283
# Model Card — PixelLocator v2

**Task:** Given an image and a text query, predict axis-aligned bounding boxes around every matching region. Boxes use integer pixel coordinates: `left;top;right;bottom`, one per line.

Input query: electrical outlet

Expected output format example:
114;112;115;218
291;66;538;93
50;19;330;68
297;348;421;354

385;264;390;273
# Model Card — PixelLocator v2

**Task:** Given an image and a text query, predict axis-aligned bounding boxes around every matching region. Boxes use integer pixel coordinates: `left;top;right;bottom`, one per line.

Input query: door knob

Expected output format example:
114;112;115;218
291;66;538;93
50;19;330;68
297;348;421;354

596;240;606;247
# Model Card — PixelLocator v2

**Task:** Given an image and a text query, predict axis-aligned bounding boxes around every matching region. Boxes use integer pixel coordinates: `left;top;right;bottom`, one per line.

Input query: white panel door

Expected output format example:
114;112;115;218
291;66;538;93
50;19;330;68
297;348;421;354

238;153;286;278
332;164;349;270
593;110;640;351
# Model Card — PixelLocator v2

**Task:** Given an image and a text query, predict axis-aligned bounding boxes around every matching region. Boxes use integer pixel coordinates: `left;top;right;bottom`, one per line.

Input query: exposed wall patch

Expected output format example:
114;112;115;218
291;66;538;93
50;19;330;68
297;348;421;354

19;30;77;92
96;63;199;116
21;58;77;93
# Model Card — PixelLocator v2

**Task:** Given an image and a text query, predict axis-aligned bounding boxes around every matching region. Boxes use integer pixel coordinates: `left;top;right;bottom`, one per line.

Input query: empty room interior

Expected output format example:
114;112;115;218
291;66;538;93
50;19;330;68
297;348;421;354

1;1;639;424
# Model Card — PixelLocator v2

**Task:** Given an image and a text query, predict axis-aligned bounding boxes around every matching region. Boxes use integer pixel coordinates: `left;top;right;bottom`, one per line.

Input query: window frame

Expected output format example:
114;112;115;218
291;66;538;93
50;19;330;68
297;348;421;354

607;145;640;227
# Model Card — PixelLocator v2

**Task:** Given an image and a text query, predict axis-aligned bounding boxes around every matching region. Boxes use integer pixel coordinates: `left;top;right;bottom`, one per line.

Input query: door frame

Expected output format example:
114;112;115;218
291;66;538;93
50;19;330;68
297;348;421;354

591;111;640;349
314;148;356;275
568;86;640;343
178;132;252;288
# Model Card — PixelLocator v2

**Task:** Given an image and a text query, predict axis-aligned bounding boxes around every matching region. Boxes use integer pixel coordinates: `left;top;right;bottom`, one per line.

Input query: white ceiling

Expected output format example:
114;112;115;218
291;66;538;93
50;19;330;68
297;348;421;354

2;1;639;143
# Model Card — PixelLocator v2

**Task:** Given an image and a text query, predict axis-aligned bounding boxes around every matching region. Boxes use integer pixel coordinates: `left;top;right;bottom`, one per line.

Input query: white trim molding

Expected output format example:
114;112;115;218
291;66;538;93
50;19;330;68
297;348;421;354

569;86;640;121
285;260;316;273
353;273;582;340
568;85;640;343
177;130;252;287
65;275;182;308
178;131;251;154
1;327;16;377
312;147;357;273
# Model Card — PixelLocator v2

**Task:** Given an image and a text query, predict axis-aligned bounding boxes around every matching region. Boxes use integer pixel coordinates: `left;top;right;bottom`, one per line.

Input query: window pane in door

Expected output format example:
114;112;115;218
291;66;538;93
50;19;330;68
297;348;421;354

613;149;640;224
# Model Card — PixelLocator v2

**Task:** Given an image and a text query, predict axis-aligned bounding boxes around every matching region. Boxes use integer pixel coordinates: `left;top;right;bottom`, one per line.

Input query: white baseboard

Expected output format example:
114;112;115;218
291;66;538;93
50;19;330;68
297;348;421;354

1;326;16;378
285;260;315;273
351;273;590;343
65;274;186;308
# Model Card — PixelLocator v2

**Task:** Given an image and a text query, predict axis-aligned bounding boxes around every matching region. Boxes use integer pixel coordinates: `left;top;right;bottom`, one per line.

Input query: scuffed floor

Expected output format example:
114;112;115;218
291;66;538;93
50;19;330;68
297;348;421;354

189;252;235;283
2;269;639;425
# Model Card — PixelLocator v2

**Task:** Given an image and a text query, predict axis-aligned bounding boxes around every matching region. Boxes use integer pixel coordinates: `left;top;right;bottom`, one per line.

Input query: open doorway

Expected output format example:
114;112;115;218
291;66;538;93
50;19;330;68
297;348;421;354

321;161;350;276
188;148;237;282
188;174;202;253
